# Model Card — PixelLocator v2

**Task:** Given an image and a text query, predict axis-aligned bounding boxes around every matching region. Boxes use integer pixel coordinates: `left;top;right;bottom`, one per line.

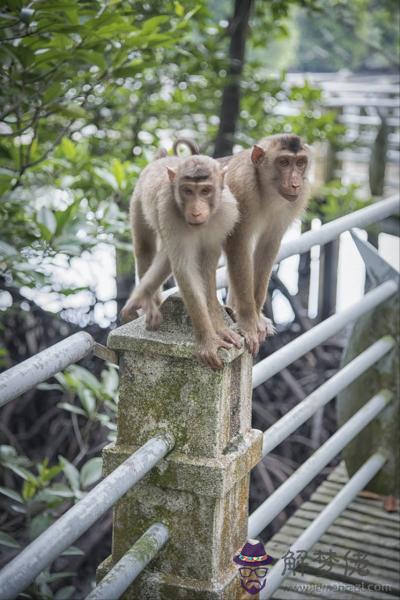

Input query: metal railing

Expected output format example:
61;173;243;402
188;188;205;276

86;523;169;600
244;195;399;597
0;434;174;600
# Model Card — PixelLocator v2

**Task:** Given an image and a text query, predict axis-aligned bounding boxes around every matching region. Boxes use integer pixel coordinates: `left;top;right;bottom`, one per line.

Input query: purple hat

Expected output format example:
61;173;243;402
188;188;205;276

233;539;273;567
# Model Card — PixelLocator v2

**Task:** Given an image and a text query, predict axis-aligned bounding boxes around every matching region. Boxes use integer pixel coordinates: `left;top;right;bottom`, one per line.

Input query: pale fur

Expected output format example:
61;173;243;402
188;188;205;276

224;135;311;355
121;154;241;369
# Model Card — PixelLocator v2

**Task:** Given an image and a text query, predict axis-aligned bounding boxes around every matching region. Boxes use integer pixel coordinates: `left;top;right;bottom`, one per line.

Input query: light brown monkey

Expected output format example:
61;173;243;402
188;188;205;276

223;134;311;356
121;154;241;369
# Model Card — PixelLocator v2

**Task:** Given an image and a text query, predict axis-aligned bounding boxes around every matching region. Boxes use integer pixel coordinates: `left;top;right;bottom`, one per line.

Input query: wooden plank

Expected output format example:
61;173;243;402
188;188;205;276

268;527;399;563
267;534;400;574
300;501;400;532
266;463;400;598
310;492;400;523
297;505;400;539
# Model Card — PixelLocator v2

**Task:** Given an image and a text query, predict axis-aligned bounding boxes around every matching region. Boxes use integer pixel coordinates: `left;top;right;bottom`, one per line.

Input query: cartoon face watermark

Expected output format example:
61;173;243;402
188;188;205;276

233;539;274;595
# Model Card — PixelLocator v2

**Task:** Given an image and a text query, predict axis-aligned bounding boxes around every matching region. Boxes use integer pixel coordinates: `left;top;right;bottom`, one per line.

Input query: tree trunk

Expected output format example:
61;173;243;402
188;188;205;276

213;0;253;158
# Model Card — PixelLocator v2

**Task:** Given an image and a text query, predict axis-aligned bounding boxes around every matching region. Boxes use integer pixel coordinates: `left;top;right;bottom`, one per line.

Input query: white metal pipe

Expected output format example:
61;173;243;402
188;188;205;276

0;332;95;407
252;280;397;389
248;390;392;538
261;452;387;599
261;336;394;456
0;434;175;600
277;195;399;262
86;522;169;600
215;195;399;288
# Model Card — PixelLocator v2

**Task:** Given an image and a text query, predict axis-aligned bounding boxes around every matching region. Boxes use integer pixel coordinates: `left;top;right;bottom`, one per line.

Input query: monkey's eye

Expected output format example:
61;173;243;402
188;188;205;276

200;187;212;196
296;158;307;168
279;158;290;168
183;187;194;195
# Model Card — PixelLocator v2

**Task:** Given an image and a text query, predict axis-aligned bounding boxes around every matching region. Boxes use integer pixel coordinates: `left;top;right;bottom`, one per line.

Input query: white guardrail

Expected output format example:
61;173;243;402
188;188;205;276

0;195;398;599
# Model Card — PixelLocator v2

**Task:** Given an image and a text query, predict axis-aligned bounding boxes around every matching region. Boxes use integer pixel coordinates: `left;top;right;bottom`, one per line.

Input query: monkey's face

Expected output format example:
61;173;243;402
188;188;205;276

178;179;217;225
251;135;310;202
273;152;308;201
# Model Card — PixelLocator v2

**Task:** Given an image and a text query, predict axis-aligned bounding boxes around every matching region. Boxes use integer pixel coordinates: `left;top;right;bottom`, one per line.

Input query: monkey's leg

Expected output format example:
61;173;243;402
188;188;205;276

172;260;233;369
200;249;242;349
121;251;171;328
225;231;259;357
253;238;279;342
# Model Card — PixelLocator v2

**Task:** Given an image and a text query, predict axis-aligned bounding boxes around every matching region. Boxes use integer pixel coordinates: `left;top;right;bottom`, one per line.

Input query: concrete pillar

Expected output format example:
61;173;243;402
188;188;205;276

97;294;262;599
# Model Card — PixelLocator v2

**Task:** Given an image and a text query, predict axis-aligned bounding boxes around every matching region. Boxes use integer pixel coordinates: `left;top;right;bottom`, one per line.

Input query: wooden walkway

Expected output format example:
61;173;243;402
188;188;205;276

266;462;400;599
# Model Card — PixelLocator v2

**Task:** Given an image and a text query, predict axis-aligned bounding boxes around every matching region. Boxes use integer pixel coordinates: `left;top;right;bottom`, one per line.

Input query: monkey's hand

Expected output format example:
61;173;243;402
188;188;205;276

215;326;242;349
197;336;233;369
120;295;162;330
236;317;259;357
120;299;140;324
257;314;276;343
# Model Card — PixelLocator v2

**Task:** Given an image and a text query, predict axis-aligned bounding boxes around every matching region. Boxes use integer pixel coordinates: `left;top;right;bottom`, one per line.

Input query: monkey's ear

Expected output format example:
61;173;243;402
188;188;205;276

167;167;176;182
251;144;265;165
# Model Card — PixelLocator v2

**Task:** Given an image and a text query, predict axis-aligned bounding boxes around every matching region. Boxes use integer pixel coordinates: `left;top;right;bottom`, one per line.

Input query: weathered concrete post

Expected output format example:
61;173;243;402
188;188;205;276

98;294;262;599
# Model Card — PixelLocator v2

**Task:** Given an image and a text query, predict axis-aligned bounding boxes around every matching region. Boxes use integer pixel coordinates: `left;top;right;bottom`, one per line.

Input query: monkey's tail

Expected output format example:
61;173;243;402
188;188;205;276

172;137;199;156
154;148;168;159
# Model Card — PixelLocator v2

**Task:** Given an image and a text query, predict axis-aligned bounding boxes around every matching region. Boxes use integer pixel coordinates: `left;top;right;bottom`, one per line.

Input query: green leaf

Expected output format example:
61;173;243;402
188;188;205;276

0;486;23;503
55;586;76;600
37;207;57;239
29;513;54;541
60;137;76;161
80;457;103;489
22;479;37;501
0;531;20;548
57;402;87;417
174;1;184;17
59;456;80;491
94;167;119;191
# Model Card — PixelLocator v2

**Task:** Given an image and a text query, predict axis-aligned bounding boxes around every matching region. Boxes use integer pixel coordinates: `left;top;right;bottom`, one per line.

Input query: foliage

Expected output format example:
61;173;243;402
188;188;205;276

293;0;399;72
307;180;372;224
0;443;103;598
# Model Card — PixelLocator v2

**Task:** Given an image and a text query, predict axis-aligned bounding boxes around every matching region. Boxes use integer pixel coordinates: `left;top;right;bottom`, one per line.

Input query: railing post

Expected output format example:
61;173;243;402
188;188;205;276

97;295;262;598
337;235;399;496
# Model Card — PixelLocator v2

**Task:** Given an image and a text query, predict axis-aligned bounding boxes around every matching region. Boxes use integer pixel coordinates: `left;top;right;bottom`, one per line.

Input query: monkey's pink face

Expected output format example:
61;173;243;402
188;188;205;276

274;153;308;201
178;181;215;225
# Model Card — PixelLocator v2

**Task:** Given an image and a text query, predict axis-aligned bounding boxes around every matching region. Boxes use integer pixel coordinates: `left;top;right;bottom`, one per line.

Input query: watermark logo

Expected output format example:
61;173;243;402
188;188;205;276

233;538;274;595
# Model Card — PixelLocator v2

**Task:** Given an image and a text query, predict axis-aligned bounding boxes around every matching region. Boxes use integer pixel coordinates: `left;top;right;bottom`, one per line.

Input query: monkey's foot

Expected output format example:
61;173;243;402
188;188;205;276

216;326;242;349
236;318;259;357
142;298;162;330
120;300;140;324
257;314;276;343
197;336;233;369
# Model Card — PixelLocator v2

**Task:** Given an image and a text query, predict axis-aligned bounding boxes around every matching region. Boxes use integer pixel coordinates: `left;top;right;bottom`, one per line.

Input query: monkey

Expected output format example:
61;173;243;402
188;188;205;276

120;154;242;369
222;134;311;357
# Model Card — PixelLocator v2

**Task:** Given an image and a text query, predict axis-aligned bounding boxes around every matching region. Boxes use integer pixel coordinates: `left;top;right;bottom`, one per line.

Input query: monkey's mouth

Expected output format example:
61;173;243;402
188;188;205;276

281;191;299;202
188;220;207;226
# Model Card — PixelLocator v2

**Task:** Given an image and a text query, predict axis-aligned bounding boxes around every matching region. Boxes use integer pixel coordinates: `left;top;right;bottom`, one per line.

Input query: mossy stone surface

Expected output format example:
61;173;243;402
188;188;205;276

99;295;261;599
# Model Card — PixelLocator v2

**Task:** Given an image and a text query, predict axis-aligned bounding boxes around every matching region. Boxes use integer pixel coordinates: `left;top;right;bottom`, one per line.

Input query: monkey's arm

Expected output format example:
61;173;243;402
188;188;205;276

200;248;242;349
225;229;259;357
253;236;281;342
121;250;171;327
172;259;233;369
